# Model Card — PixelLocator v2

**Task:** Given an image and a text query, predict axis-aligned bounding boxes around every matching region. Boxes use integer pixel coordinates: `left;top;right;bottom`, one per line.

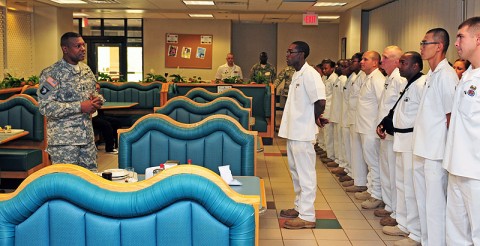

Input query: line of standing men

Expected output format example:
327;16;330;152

313;17;480;246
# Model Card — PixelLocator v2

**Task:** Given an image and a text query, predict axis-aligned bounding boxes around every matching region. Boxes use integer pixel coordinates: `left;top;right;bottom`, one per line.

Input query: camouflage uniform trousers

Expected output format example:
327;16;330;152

47;143;97;169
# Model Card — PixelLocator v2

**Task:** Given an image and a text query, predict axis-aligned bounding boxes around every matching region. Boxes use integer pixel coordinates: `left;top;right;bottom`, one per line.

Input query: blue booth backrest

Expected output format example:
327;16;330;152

99;82;162;108
21;87;38;101
0;172;255;246
184;88;252;109
118;115;255;176
155;97;250;130
0;95;44;141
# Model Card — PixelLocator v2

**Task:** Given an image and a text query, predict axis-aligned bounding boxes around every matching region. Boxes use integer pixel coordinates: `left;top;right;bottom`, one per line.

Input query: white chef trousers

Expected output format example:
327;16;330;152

379;138;396;213
350;129;367;186
287;139;317;222
413;155;447;246
341;126;351;175
446;174;480;246
333;123;343;165
323;123;335;160
316;126;325;149
395;152;421;242
360;133;381;199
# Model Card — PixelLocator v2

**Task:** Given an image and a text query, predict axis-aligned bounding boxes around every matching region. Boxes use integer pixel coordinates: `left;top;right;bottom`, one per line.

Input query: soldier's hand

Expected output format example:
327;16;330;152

376;125;386;139
81;100;98;114
90;96;103;109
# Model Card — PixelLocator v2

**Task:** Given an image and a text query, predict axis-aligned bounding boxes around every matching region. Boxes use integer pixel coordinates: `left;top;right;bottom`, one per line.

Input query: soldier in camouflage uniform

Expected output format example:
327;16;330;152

37;32;103;169
249;52;277;84
274;66;296;107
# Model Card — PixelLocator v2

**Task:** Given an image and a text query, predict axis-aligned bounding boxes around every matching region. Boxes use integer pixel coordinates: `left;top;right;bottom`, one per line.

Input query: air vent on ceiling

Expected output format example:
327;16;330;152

215;1;247;6
87;0;120;3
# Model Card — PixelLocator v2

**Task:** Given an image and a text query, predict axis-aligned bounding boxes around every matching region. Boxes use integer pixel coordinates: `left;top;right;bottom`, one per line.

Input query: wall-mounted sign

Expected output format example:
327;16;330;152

302;13;318;26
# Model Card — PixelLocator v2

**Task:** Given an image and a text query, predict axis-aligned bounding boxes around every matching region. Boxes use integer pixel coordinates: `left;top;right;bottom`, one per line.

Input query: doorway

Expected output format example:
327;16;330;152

84;37;127;81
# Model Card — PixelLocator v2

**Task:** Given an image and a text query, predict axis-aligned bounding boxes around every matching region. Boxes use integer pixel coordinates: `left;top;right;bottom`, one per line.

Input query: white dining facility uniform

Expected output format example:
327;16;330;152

393;73;425;243
330;75;347;166
347;71;368;186
443;67;480;245
316;75;327;149
341;73;356;176
278;62;326;222
323;72;338;161
412;58;457;246
377;68;406;215
355;68;385;199
215;63;243;80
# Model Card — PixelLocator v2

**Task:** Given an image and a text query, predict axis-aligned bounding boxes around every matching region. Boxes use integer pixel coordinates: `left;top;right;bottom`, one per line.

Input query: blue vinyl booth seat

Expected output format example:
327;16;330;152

0;94;48;178
154;96;251;130
118;114;257;176
183;88;252;109
0;164;259;246
99;82;164;126
20;85;39;102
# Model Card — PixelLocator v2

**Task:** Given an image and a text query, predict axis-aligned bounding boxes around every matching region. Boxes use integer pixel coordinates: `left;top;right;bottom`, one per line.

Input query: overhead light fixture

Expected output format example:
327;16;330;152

183;1;215;5
50;0;87;3
189;14;214;18
318;15;340;19
314;2;347;7
73;12;89;17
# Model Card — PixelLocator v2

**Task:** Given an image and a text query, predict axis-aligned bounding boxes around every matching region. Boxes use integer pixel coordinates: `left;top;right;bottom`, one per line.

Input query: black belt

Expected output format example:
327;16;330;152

394;127;414;133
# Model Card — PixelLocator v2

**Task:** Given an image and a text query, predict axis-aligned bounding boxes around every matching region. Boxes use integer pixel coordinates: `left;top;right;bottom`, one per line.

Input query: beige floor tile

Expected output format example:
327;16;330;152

329;202;359;211
344;229;381;241
313;202;331;210
281;228;316;240
312;229;348;240
334;210;365;220
325;195;353;203
321;188;347;195
260;218;280;229
273;194;296;201
283;240;318;246
316;240;352;246
338;219;372;230
367;219;383;230
350;240;386;246
260;228;283;240
360;210;378;220
259;240;284;246
384;240;397;246
261;209;279;219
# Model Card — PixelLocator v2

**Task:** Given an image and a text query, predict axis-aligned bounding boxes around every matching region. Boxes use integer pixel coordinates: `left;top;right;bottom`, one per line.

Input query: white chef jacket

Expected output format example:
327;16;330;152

323;72;338;119
346;71;366;126
215;63;243;80
413;59;457;160
355;68;386;135
330;75;347;123
341;74;354;128
443;66;480;179
393;74;426;152
279;62;326;141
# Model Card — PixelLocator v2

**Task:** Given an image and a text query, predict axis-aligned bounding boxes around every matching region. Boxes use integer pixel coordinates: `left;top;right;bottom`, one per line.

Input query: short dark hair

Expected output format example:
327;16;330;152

458;16;480;31
405;51;423;71
292;41;310;59
351;52;363;61
61;32;81;47
426;28;450;54
321;59;335;68
454;58;471;70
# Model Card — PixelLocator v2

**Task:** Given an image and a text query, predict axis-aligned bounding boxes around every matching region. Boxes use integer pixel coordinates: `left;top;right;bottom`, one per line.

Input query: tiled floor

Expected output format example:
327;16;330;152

96;133;405;246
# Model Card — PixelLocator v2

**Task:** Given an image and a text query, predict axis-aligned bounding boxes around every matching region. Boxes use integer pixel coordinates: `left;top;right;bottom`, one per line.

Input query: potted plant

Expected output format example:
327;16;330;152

187;76;203;83
26;75;39;86
97;72;113;82
145;73;167;82
0;73;25;89
169;74;185;83
252;71;268;84
222;76;241;84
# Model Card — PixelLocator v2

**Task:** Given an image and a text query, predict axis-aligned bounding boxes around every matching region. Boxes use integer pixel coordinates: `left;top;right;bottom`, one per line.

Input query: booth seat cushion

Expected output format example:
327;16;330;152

0;172;255;246
252;116;267;132
0;96;44;141
99;82;162;109
0;149;42;171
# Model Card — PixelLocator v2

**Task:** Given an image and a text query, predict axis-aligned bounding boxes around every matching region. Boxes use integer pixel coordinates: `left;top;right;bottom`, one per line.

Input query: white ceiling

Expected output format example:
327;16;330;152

8;0;392;23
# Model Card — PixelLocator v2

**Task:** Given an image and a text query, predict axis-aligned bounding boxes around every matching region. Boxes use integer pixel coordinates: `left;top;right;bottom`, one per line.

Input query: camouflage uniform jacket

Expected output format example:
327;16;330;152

273;66;296;97
37;59;98;146
249;63;277;84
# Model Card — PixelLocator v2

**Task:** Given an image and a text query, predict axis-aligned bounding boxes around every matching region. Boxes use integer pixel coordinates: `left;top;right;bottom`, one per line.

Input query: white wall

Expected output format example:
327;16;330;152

143;19;231;81
366;0;464;72
277;23;339;69
339;6;362;58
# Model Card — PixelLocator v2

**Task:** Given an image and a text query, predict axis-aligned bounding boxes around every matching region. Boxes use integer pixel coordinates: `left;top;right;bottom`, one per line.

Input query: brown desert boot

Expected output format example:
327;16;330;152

394;238;421;246
321;157;334;163
280;208;299;218
382;225;408;237
374;209;392;217
345;185;367;193
326;161;339;168
319;153;327;158
331;167;345;174
283;217;316;229
361;197;385;209
339;175;353;182
354;191;371;200
341;180;355;187
380;216;398;226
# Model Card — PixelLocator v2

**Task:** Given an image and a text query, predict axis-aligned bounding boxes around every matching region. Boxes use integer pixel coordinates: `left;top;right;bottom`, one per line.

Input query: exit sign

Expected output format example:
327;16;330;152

303;13;318;26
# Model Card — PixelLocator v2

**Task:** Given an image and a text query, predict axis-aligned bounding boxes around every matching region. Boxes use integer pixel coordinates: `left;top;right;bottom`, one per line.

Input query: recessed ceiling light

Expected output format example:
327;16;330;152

318;15;340;19
73;12;89;17
189;14;214;18
50;0;87;4
183;1;215;5
314;2;347;7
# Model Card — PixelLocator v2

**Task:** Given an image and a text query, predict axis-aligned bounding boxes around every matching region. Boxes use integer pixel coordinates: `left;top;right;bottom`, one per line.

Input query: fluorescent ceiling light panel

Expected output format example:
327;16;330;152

314;2;347;6
51;0;87;3
318;15;340;19
73;12;89;17
183;1;215;5
189;14;214;18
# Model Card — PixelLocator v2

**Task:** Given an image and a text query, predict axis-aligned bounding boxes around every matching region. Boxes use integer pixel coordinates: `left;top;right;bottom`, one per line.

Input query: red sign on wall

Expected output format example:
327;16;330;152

302;13;318;26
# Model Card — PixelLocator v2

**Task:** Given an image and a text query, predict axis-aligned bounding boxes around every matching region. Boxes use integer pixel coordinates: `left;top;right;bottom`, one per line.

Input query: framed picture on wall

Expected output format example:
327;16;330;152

341;37;346;59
